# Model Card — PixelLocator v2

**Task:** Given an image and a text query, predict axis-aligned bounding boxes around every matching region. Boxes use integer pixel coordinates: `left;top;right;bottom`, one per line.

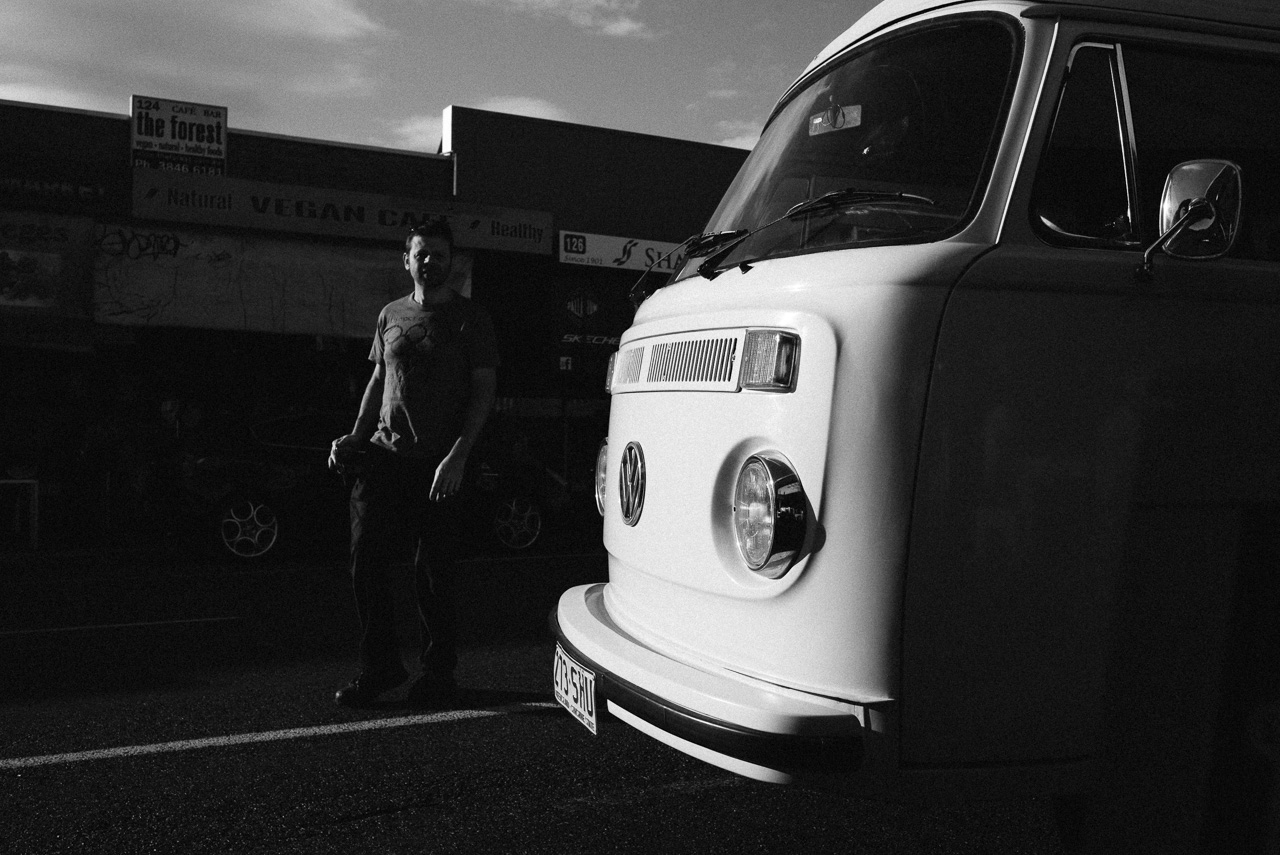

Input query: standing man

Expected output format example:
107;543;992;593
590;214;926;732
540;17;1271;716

329;218;498;708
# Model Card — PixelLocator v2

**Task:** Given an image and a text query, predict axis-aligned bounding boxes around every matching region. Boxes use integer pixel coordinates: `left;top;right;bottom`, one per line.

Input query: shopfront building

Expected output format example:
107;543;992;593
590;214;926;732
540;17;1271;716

0;98;746;550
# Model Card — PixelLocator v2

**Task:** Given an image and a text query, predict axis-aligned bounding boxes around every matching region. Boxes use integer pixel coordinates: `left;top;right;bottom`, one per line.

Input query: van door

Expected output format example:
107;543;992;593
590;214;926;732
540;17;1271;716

903;29;1280;834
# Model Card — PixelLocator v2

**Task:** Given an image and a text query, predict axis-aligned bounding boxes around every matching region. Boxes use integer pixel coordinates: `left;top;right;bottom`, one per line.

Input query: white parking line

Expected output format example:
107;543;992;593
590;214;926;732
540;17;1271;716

0;702;561;770
0;616;242;638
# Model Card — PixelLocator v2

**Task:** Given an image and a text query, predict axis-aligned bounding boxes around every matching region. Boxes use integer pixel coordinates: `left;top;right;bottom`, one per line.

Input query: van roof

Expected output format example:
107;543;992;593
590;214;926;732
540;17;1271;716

802;0;1280;81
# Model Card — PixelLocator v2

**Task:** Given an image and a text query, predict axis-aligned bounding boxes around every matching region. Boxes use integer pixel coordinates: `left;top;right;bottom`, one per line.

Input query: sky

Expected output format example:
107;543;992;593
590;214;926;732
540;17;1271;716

0;0;879;153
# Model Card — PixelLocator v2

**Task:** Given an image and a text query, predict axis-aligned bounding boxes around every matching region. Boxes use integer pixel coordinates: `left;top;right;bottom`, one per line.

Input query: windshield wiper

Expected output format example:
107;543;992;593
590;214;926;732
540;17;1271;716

785;188;935;218
697;188;937;280
801;190;940;249
685;229;750;258
627;229;748;306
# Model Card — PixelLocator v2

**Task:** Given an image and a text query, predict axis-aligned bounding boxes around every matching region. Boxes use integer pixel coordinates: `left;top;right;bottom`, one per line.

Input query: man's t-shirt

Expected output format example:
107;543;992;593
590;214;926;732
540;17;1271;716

368;292;499;458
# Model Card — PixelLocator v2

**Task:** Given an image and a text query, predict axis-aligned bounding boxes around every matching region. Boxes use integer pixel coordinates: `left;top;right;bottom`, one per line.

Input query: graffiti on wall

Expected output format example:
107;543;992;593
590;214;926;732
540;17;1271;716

93;226;473;338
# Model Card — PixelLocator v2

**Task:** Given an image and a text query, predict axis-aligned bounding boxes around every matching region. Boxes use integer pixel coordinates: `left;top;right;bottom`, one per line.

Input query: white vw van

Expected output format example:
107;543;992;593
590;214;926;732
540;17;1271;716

552;0;1280;832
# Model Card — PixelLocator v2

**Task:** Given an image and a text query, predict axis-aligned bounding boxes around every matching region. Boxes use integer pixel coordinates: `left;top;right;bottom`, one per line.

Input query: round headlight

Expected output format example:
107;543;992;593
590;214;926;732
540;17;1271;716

732;454;807;578
594;439;608;516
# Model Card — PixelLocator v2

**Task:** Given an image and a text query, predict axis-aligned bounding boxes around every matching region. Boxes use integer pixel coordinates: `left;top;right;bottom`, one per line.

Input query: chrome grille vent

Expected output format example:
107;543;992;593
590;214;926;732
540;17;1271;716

610;331;744;393
647;337;738;384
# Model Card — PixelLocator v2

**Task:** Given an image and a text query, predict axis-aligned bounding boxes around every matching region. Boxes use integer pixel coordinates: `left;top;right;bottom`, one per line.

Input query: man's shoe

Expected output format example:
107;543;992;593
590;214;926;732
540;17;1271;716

335;666;409;707
405;673;458;708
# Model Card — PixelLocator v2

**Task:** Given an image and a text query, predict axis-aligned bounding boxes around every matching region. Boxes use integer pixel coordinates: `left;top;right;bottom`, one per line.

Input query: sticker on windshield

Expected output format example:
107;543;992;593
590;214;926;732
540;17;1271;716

809;104;862;136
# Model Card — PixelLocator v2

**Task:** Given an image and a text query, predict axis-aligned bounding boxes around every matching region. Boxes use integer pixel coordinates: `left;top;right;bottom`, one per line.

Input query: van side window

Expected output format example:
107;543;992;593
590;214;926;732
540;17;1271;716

1122;44;1280;261
1032;45;1134;245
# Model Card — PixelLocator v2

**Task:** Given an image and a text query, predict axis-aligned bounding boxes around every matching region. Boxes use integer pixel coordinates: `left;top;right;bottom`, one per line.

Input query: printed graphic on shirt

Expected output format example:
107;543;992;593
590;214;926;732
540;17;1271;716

368;294;496;457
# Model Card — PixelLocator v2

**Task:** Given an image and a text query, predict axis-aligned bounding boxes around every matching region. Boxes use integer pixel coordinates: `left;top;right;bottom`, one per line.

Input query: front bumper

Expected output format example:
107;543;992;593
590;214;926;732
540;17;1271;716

551;583;864;782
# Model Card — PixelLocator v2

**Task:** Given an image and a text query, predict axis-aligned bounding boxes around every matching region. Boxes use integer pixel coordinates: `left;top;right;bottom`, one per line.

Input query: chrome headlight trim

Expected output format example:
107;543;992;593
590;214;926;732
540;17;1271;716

594;439;608;517
732;452;807;578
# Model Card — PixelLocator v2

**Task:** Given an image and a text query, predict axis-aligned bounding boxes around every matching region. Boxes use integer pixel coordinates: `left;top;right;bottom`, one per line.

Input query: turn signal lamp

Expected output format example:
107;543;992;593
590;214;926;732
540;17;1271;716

740;331;799;391
605;351;618;394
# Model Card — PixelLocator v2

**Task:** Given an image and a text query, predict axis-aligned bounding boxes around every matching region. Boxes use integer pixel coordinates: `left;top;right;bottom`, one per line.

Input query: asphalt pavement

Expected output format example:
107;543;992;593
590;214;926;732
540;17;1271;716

0;538;604;701
0;541;1067;854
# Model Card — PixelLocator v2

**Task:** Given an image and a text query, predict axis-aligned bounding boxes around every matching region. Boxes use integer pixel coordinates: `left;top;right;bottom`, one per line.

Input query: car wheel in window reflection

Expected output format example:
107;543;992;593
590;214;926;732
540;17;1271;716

493;495;542;550
219;497;280;559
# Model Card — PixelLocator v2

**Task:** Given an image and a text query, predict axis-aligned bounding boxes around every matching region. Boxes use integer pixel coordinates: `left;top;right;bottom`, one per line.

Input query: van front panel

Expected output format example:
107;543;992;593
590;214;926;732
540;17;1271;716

600;242;985;702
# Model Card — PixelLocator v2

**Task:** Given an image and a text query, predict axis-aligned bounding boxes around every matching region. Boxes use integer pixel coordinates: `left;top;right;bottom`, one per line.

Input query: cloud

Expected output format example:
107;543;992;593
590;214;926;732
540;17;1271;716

475;96;572;122
379;98;570;151
715;119;760;150
387;114;445;151
233;0;385;41
694;52;798;147
718;134;758;151
702;56;793;106
598;16;649;38
705;59;740;94
3;0;383;51
461;0;654;38
286;62;378;97
0;0;385;129
0;66;123;114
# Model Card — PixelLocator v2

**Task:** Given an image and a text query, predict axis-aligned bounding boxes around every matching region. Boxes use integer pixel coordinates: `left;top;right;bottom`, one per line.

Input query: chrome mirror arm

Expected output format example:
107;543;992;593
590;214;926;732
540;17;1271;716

1135;197;1214;282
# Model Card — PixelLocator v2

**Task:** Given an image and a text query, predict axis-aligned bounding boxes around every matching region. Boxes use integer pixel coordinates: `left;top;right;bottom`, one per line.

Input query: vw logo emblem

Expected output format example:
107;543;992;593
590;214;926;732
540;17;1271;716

619;442;646;526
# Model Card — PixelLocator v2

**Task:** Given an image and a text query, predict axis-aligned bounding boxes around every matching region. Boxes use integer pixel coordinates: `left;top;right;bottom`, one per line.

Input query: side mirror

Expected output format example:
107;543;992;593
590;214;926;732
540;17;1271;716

1136;159;1242;280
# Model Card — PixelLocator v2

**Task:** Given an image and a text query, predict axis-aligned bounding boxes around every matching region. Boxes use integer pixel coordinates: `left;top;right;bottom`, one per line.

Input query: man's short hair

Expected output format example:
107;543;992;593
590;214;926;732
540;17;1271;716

405;218;454;253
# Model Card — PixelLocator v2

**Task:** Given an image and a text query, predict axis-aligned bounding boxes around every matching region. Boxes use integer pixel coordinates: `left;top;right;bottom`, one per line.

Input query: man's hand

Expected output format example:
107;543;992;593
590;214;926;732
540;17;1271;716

431;448;468;501
329;434;364;473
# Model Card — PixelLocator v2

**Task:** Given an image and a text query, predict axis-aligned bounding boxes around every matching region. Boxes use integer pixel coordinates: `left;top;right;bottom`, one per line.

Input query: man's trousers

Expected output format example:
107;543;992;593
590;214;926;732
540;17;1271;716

347;448;464;679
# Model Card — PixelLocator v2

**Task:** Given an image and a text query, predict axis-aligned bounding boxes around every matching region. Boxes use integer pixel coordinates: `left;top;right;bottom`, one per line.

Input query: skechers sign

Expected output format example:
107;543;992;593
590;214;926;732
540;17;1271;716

559;231;686;273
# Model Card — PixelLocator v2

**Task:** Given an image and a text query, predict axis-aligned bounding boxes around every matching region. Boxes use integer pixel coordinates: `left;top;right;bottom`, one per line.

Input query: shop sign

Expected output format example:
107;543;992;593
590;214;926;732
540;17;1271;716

559;231;685;273
92;223;472;338
131;170;553;253
1;212;94;317
0;177;109;207
131;96;227;175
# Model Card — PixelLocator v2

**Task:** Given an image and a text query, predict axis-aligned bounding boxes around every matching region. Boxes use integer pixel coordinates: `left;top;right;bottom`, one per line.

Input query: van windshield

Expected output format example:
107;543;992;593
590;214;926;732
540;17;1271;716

678;18;1018;281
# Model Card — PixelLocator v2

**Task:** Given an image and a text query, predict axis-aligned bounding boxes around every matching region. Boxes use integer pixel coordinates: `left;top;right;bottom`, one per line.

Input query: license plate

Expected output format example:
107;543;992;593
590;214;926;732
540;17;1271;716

553;644;598;735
